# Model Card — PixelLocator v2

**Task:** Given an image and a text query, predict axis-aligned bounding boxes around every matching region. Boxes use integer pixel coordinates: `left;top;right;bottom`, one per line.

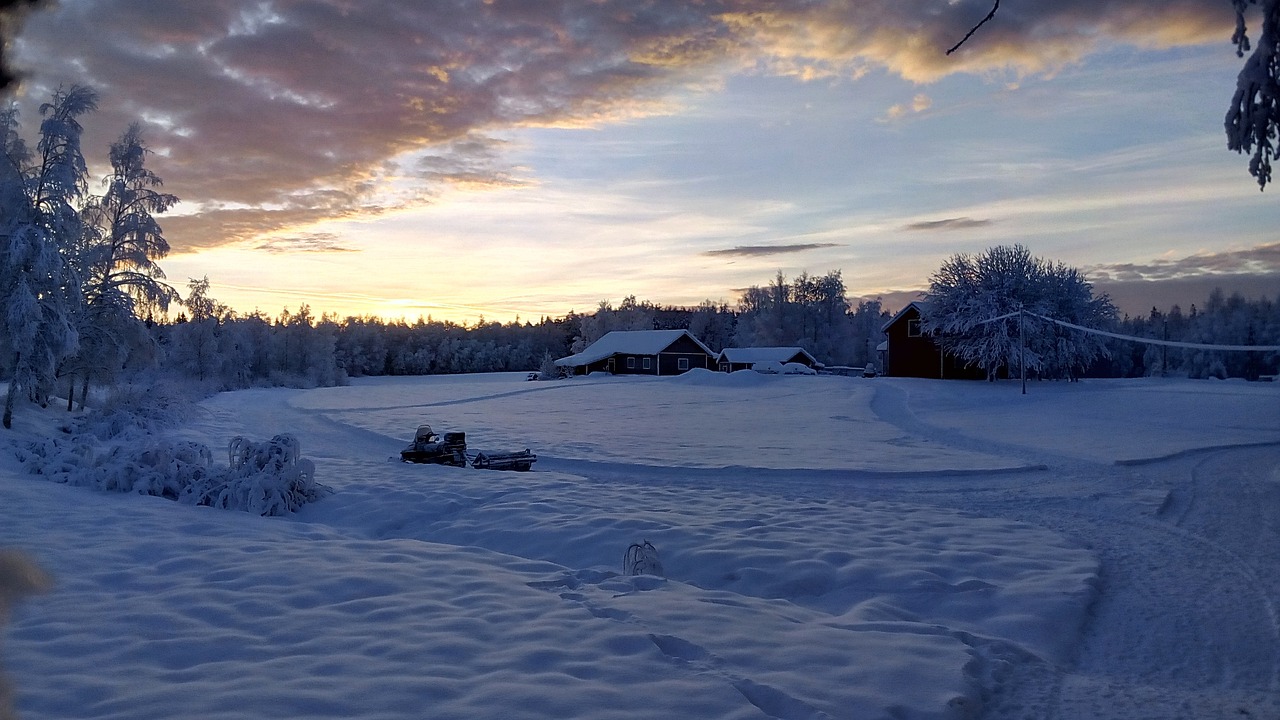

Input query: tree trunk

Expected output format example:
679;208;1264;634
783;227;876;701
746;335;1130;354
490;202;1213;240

4;353;18;429
79;374;89;411
67;374;75;412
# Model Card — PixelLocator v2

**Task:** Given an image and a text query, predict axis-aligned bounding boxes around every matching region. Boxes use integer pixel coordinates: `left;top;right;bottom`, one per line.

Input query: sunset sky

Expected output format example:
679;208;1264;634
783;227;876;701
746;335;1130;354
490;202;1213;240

8;0;1279;323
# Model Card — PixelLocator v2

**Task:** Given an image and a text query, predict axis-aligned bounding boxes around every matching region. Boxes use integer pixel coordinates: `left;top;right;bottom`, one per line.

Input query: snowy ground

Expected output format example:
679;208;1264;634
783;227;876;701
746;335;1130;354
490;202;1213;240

1;371;1278;719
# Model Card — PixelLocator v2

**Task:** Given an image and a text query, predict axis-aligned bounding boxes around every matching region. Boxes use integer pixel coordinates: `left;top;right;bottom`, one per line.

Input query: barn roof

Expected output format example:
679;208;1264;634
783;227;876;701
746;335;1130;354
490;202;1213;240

555;329;715;367
718;347;816;365
881;301;929;333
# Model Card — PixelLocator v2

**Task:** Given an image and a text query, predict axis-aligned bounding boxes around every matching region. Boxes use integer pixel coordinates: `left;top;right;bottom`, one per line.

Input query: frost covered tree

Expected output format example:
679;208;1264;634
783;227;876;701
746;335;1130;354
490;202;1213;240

922;245;1116;380
67;123;179;407
167;276;226;383
734;270;862;364
1;85;97;428
1228;0;1280;189
574;296;656;347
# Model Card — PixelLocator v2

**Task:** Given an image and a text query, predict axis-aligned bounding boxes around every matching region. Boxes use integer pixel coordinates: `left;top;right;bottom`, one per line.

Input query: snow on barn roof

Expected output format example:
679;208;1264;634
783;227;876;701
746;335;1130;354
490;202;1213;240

718;347;815;365
555;329;714;367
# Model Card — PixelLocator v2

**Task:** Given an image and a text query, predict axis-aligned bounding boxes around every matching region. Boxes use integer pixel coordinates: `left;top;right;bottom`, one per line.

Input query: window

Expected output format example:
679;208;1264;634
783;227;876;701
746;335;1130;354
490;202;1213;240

642;357;651;370
627;357;635;369
907;319;922;337
678;358;689;370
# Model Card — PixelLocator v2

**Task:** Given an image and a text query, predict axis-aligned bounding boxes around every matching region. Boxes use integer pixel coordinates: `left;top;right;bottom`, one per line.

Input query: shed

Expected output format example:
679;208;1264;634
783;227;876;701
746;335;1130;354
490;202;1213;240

717;347;818;373
880;302;984;379
555;330;717;376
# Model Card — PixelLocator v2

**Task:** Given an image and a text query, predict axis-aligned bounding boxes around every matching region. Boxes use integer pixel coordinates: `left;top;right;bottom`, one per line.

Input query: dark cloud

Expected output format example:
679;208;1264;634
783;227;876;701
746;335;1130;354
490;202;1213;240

1086;242;1280;282
255;233;358;254
902;217;992;231
704;243;838;258
1093;273;1280;317
8;0;1235;251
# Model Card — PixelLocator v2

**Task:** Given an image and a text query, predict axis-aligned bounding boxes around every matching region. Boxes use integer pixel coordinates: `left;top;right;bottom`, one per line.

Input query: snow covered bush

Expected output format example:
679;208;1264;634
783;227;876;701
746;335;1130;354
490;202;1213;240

88;439;215;500
78;380;198;440
189;434;328;517
15;423;330;516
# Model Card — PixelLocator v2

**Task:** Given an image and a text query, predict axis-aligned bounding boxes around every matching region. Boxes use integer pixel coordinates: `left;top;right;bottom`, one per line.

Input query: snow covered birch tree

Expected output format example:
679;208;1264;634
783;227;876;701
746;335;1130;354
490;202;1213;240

1;85;96;428
68;122;179;407
921;245;1116;380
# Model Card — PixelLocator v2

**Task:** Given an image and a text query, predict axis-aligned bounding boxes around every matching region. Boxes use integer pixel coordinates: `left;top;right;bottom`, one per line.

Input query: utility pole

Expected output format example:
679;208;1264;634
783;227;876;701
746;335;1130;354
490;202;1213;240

1019;307;1026;395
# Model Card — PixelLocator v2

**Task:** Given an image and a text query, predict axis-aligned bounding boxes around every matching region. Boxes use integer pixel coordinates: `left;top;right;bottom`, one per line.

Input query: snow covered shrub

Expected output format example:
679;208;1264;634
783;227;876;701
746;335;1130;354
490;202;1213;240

188;435;330;517
537;351;559;380
91;440;215;500
82;381;199;440
15;426;329;516
1208;359;1228;380
623;540;664;577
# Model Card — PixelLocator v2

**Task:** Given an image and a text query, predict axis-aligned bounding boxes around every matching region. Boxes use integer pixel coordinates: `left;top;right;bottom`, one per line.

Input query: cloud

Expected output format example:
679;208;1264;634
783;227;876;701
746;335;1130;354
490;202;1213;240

1087;242;1280;282
413;134;531;190
255;233;359;254
902;217;992;231
703;243;838;258
8;0;1237;251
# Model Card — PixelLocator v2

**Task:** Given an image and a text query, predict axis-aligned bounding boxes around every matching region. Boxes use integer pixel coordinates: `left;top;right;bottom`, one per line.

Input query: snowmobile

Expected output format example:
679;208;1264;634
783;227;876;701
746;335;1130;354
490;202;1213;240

399;425;536;471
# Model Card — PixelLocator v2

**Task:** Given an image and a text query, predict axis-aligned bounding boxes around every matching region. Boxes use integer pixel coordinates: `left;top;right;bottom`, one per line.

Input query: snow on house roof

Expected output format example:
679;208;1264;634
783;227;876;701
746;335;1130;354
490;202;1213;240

718;347;815;365
555;330;714;367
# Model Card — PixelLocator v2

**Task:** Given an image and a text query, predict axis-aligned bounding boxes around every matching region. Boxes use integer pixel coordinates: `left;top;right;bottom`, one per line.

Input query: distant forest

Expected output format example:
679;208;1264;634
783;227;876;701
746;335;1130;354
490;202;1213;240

145;273;1279;391
152;270;889;390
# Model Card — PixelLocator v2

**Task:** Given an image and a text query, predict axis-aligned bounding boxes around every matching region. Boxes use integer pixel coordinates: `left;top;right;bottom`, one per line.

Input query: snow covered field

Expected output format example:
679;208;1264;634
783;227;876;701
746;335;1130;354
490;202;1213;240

2;372;1278;719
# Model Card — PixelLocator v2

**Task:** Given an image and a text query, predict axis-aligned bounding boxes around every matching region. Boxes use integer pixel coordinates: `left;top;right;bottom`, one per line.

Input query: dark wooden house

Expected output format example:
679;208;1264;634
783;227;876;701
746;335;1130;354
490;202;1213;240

717;347;818;372
880;302;984;379
555;330;717;376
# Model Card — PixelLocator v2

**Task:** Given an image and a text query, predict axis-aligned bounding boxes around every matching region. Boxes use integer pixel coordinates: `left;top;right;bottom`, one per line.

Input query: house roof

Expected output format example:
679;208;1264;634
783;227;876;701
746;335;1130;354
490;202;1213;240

881;301;928;333
718;347;816;365
555;329;715;367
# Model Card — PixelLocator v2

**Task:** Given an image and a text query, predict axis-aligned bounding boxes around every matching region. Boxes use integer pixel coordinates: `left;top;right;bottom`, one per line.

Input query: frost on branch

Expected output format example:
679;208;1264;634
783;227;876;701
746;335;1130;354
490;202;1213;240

1227;0;1280;189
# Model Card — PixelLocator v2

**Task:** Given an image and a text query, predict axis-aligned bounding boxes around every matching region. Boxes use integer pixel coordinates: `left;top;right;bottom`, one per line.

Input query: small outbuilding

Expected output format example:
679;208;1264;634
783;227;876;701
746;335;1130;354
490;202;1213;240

716;347;819;373
555;329;717;376
880;302;984;379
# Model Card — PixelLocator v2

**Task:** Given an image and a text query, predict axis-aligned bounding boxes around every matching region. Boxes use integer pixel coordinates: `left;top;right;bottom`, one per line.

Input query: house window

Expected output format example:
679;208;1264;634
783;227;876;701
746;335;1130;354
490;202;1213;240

907;319;922;337
678;358;689;371
627;357;635;369
642;357;651;370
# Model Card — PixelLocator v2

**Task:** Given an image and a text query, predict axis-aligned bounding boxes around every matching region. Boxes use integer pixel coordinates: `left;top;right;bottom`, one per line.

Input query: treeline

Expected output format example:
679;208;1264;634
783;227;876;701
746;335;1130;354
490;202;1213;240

1098;289;1280;380
158;278;577;387
150;270;892;390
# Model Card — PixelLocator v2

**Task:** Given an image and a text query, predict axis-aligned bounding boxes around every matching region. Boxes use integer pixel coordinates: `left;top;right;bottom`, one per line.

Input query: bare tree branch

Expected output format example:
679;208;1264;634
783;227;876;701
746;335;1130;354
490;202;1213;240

947;0;1000;55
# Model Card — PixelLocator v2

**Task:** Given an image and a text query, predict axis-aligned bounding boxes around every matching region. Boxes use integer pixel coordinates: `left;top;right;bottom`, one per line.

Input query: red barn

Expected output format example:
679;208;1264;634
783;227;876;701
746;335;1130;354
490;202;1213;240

880;302;984;379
